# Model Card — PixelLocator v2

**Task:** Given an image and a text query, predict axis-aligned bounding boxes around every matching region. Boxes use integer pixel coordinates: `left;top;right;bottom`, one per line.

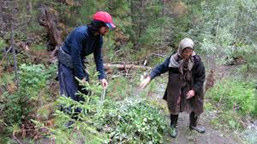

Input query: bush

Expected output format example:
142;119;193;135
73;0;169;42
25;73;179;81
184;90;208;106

34;74;168;143
98;97;167;143
2;63;56;125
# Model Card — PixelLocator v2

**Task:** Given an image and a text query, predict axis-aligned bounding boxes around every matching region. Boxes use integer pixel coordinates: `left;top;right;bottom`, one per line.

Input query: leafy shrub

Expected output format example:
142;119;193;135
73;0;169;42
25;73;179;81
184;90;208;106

98;97;167;143
34;74;168;144
2;63;56;125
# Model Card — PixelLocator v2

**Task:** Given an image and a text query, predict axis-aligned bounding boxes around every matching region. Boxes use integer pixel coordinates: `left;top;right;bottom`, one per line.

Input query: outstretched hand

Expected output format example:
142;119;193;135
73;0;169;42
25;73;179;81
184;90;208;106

139;76;151;89
101;78;108;89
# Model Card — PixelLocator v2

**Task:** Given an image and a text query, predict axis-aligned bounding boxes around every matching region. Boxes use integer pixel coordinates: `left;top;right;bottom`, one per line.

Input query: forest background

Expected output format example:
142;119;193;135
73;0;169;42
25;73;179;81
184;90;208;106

0;0;256;143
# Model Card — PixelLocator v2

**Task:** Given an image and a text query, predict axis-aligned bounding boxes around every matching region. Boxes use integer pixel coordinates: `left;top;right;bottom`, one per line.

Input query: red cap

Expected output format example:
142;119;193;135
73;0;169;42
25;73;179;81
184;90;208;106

93;11;116;29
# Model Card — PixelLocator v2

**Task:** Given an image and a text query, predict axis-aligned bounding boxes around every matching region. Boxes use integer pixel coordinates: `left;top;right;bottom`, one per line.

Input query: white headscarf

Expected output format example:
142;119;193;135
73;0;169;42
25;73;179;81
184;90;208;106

169;38;196;73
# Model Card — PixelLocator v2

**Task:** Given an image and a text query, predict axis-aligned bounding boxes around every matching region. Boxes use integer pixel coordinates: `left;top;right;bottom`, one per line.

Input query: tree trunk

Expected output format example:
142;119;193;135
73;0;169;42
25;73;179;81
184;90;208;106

27;0;33;26
11;23;19;87
160;0;165;43
39;6;62;51
138;0;143;38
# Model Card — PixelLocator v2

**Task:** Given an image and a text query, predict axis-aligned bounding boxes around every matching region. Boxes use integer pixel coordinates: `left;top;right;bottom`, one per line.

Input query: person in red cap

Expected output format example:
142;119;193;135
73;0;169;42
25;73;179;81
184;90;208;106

57;11;115;122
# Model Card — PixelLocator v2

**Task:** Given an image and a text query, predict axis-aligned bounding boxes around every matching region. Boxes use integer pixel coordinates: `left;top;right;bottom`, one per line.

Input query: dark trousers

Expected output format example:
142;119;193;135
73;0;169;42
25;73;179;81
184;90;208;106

58;62;88;119
170;112;198;127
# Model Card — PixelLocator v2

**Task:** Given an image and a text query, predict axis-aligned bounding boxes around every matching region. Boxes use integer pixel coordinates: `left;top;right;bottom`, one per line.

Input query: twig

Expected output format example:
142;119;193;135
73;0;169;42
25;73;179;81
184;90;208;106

218;94;224;106
206;139;211;144
5;46;12;53
12;134;23;144
0;46;12;66
111;49;122;59
146;52;166;59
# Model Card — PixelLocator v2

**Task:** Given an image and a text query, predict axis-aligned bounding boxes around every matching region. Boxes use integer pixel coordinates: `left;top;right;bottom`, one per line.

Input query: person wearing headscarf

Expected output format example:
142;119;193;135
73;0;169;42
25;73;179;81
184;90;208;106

140;38;205;138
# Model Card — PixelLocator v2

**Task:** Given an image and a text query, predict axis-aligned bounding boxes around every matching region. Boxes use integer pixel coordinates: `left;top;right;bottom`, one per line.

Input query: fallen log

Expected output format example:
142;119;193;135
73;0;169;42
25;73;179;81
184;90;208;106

103;63;152;70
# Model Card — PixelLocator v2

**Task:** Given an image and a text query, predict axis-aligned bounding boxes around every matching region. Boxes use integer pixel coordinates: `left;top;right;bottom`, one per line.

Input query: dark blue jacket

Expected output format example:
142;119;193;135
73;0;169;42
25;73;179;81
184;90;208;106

62;25;105;80
149;57;170;79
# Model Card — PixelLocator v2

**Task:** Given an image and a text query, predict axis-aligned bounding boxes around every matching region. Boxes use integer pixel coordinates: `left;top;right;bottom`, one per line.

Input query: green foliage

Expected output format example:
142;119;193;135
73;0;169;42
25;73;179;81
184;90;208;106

132;0;173;48
210;110;242;131
0;38;7;60
108;76;134;99
207;78;256;116
34;72;168;143
0;73;13;87
2;0;257;142
101;97;167;143
206;78;257;130
2;63;56;125
174;0;257;67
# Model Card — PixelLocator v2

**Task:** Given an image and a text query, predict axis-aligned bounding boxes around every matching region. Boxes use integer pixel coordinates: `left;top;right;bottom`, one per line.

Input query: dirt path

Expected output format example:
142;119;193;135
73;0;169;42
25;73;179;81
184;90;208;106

166;112;240;144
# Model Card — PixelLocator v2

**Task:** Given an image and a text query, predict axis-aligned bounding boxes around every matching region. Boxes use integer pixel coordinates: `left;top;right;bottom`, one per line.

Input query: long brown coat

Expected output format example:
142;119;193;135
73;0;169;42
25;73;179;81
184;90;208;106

163;55;205;116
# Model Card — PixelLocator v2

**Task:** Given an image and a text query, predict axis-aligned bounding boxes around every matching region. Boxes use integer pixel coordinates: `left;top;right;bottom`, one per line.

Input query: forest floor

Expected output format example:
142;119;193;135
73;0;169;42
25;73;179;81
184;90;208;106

167;112;239;144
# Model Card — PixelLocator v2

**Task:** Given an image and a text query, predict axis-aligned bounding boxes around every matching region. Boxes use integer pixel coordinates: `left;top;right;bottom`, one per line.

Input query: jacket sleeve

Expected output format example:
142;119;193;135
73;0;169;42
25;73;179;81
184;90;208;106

149;56;170;79
70;32;87;80
192;57;205;92
94;37;105;80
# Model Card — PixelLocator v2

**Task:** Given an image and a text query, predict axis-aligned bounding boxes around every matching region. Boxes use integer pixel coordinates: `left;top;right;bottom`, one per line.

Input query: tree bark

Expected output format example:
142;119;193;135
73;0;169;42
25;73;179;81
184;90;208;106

11;23;19;87
39;6;62;51
160;0;165;43
28;0;33;26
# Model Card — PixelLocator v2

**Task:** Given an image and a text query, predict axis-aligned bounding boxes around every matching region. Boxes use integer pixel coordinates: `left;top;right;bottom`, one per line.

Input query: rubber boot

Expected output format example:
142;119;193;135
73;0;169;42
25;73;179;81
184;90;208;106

169;114;178;138
189;112;205;133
